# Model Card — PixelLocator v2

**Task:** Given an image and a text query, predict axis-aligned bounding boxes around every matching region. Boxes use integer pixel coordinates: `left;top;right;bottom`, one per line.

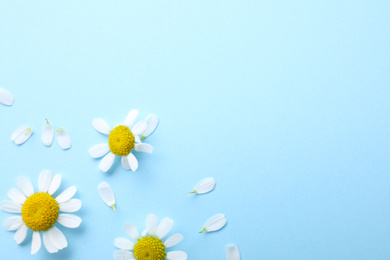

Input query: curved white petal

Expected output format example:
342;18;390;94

146;214;158;236
226;244;240;260
124;223;139;241
166;251;188;260
43;230;58;253
99;152;116;172
191;177;216;194
124;109;139;128
0;88;15;106
134;135;141;143
3;216;23;231
134;143;153;153
11;125;32;145
7;188;26;204
93;118;111;135
48;226;67;250
142;114;158;138
114;250;134;260
41;123;54;147
131;121;147;135
48;174;61;195
121;156;131;170
0;201;22;213
203;214;227;232
55;186;77;204
98;182;116;211
59;199;82;212
141;229;148;237
89;143;110;158
164;233;184;248
14;223;28;244
38;169;52;193
57;214;82;228
156;217;174;239
127;153;138;172
16;176;34;197
31;231;41;254
114;238;134;250
56;128;71;150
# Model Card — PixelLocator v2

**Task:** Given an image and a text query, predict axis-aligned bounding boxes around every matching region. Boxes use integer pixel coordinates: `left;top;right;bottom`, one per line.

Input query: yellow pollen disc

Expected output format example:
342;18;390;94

133;236;166;260
21;192;59;231
108;125;135;156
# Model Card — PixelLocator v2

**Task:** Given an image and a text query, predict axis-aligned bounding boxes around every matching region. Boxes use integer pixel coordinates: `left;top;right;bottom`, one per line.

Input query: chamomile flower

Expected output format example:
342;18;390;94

89;109;154;172
114;214;187;260
0;170;82;254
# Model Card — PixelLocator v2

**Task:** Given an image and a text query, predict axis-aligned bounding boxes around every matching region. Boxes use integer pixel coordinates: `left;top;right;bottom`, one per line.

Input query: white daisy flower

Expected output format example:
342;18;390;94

0;88;15;106
0;170;82;254
89;109;154;172
114;214;187;260
226;244;240;260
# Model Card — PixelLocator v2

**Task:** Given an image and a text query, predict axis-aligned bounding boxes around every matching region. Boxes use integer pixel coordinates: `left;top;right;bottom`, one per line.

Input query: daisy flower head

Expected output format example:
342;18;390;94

114;214;187;260
89;109;155;173
0;170;82;254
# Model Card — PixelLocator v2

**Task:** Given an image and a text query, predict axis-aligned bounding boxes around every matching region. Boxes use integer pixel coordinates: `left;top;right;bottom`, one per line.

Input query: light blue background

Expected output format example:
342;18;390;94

1;1;390;259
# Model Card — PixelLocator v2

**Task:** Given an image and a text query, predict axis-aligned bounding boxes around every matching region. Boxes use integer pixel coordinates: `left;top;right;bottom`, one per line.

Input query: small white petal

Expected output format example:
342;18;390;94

11;125;33;145
114;238;134;250
99;152;116;172
124;109;139;128
98;182;116;211
48;174;61;195
191;177;216;194
14;224;28;244
31;231;41;254
89;143;110;158
134;143;153;153
16;176;34;197
141;229;148;237
124;223;139;241
59;199;82;212
131;121;147;135
202;214;227;232
41;122;54;147
7;188;26;204
156;217;174;239
92;118;111;135
127;153;138;172
164;233;184;248
166;251;188;260
146;214;158;236
0;201;22;213
121;156;131;170
56;128;71;149
134;135;141;143
3;216;23;231
142;114;158;138
43;231;58;253
57;214;82;228
48;226;67;250
226;244;240;260
55;186;77;203
0;88;15;106
38;169;52;193
114;250;134;260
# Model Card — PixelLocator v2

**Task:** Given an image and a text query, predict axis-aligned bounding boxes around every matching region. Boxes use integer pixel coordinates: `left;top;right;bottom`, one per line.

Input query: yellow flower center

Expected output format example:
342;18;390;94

21;192;59;231
108;125;135;156
133;236;166;260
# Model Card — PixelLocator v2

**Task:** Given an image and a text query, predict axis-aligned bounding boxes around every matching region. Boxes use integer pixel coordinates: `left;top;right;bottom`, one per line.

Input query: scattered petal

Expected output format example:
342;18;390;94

93;118;111;135
141;114;158;139
55;186;77;203
124;223;139;241
156;217;174;239
89;143;110;158
226;244;240;260
164;233;184;248
0;88;15;106
38;169;52;193
3;216;23;231
41;120;54;146
98;182;116;211
99;152;116;172
114;238;134;250
131;121;147;135
124;109;139;128
16;176;34;197
166;251;188;260
11;125;33;145
56;128;71;149
134;143;153;153
31;231;41;254
48;174;61;195
201;214;227;233
190;177;216;194
57;214;82;228
59;199;82;212
0;201;22;213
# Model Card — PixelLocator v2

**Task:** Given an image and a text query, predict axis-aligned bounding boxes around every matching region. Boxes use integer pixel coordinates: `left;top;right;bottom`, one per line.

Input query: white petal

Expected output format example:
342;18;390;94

48;226;67;250
55;186;77;203
11;125;33;145
146;214;158;236
127;153;138;172
142;114;158;138
59;199;82;212
114;250;134;260
141;229;148;237
31;231;41;254
164;233;184;248
56;128;71;149
48;174;61;195
14;224;28;244
131;121;147;135
202;214;227;232
124;109;139;128
99;152;116;172
7;188;26;204
0;201;22;213
98;182;116;211
16;176;34;197
124;223;139;241
43;231;58;253
41;122;54;146
191;177;216;194
3;216;23;231
0;88;15;106
134;143;153;153
57;214;82;228
93;118;111;135
114;238;134;250
134;135;141;143
166;251;188;260
121;156;131;170
226;244;240;260
156;217;174;239
38;169;52;193
89;143;110;158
